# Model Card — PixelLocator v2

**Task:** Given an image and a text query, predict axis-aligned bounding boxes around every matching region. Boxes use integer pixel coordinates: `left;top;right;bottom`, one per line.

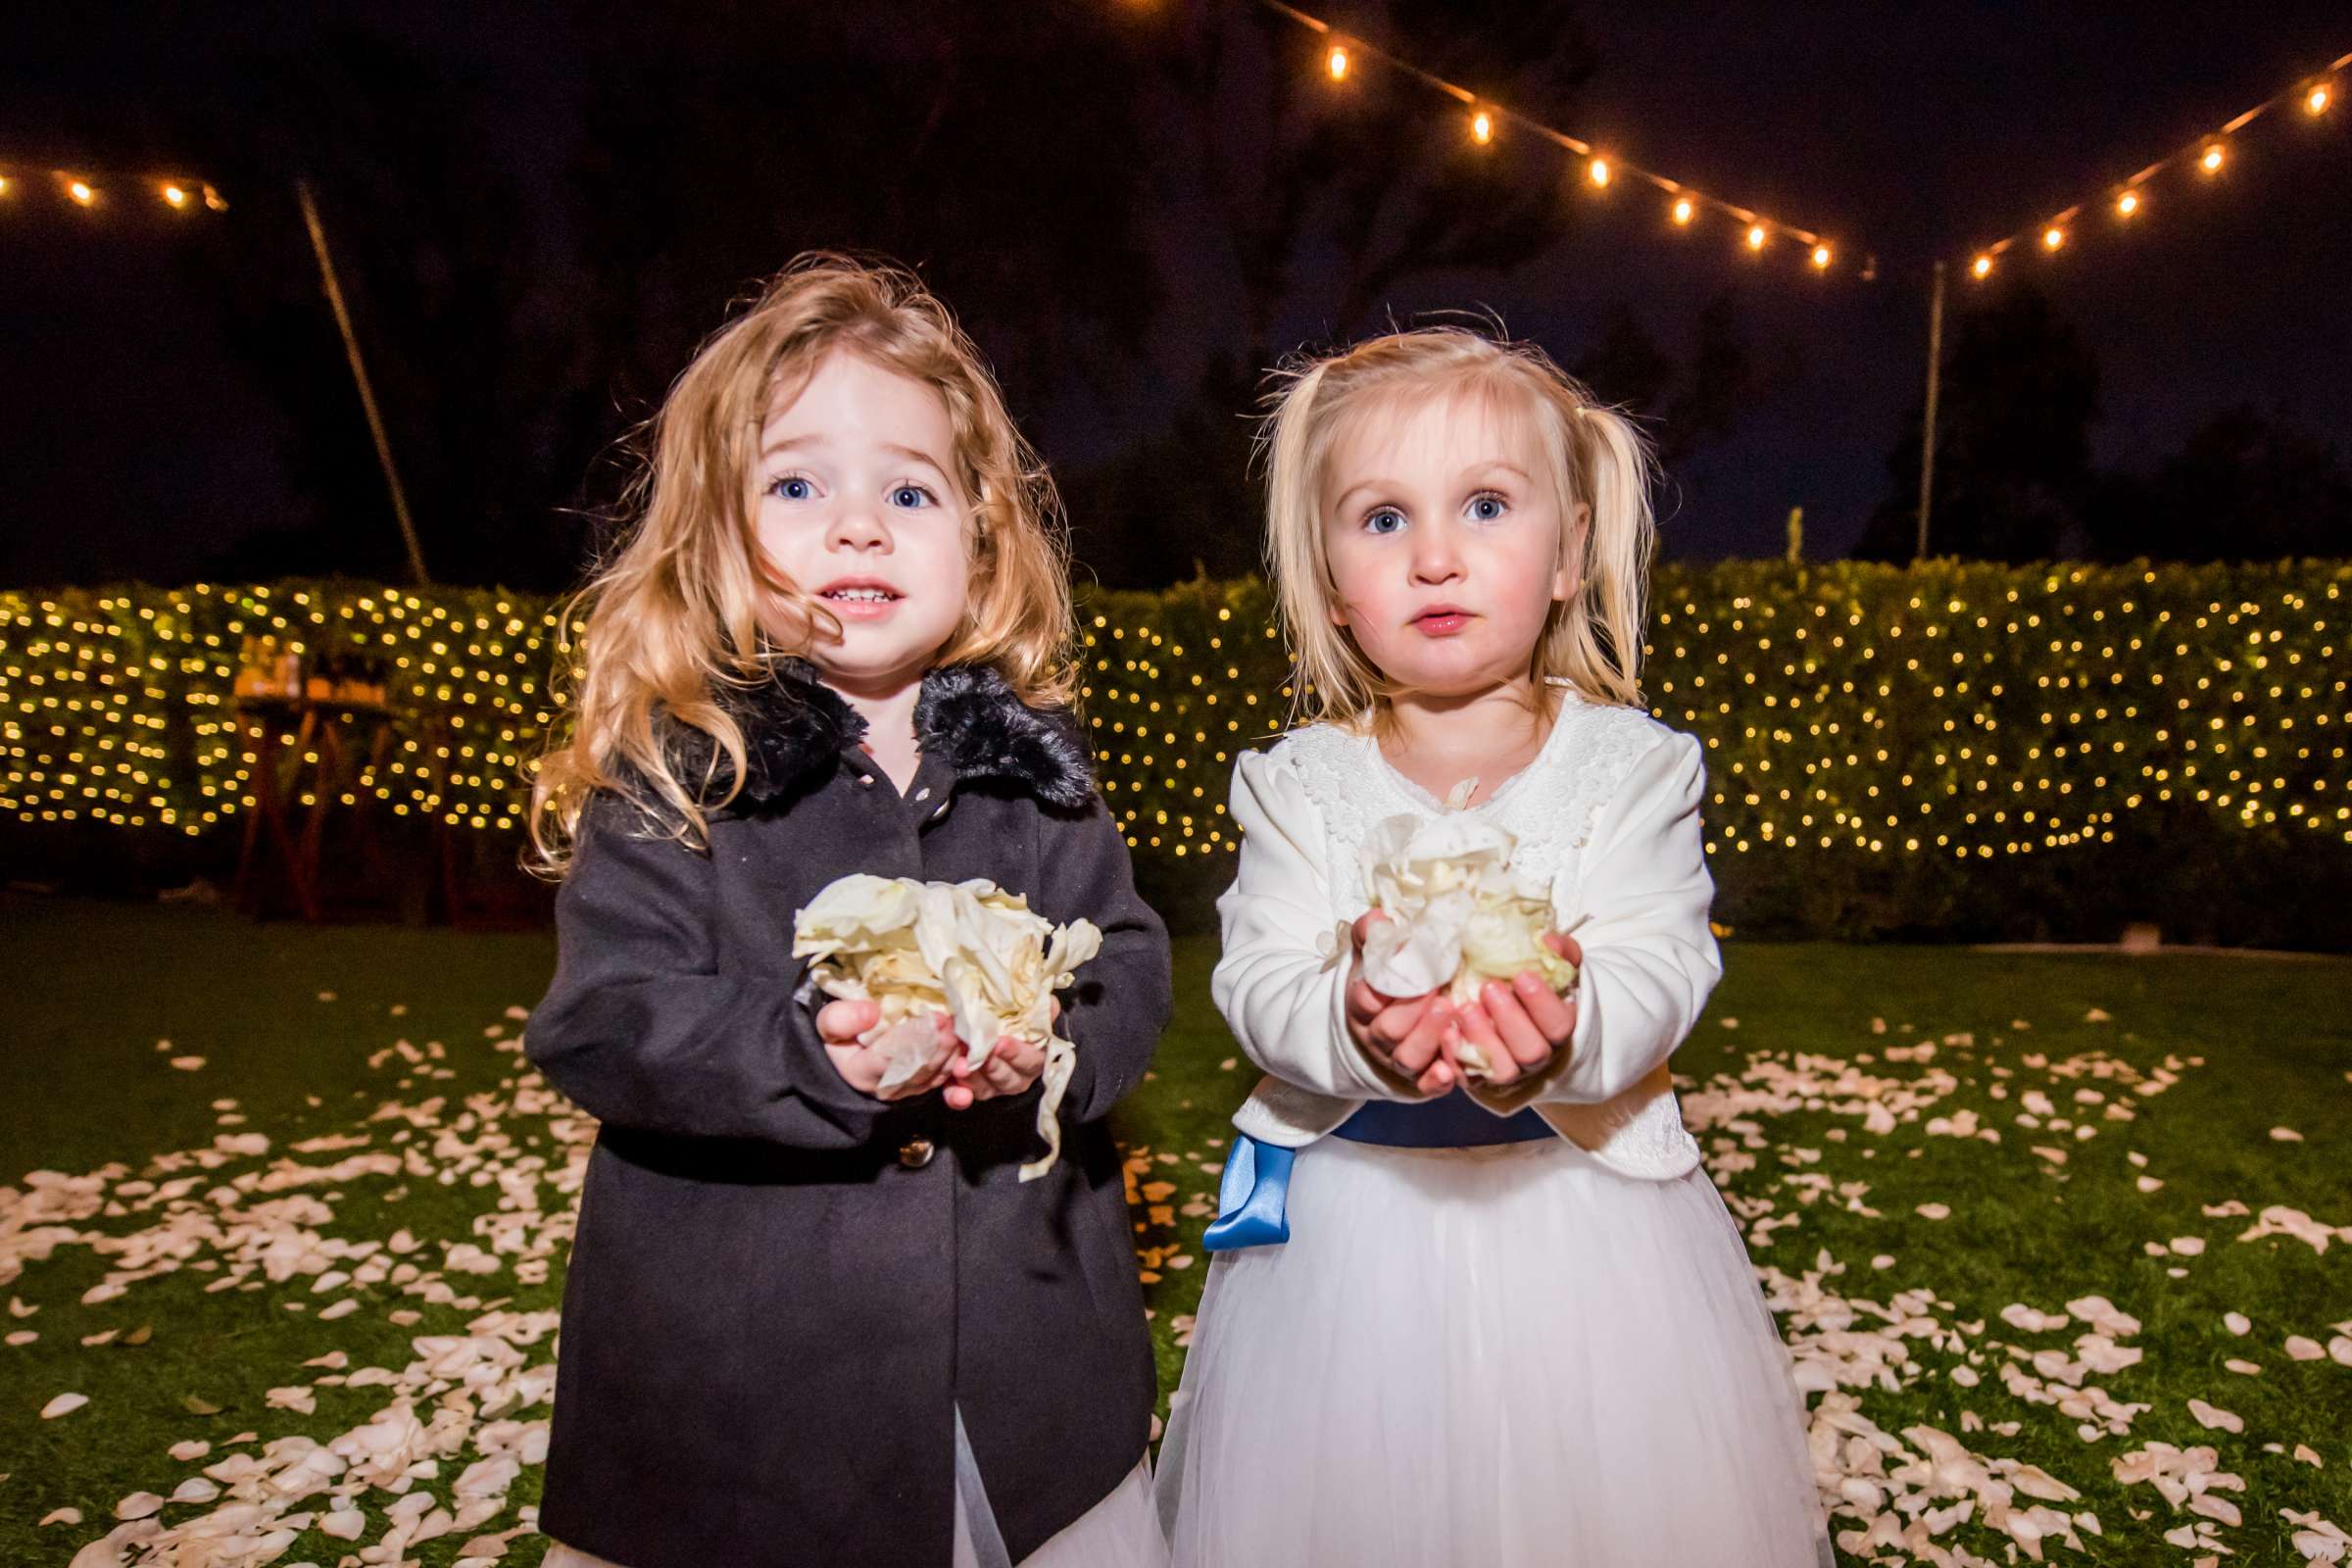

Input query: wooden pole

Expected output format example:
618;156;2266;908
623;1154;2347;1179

296;178;430;586
1786;506;1804;564
1916;258;1946;561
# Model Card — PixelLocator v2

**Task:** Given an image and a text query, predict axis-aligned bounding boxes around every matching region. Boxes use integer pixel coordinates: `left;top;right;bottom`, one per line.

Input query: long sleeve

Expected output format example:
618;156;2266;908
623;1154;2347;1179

1466;729;1722;1113
1211;747;1418;1102
526;794;889;1148
1039;794;1173;1124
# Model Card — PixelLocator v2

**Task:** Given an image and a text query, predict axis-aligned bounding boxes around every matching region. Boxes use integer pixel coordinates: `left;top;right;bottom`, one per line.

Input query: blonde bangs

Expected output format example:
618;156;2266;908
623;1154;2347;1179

1258;327;1656;732
529;254;1076;874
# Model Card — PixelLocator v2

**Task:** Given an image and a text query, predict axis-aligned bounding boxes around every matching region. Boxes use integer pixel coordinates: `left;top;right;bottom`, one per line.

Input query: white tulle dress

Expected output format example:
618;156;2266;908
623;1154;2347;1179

1155;702;1830;1567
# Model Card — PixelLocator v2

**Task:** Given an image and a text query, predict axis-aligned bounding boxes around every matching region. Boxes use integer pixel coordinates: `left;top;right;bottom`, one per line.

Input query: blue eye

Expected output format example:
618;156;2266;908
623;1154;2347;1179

1364;507;1406;536
768;474;814;502
1468;493;1508;522
890;484;936;510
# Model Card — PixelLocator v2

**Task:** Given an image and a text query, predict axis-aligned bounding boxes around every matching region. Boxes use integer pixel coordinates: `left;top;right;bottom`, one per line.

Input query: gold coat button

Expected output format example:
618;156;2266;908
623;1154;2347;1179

898;1137;935;1169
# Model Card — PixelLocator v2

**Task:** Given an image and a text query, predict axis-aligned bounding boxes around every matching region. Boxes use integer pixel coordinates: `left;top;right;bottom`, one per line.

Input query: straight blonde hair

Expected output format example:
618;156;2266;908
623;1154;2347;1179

1258;325;1654;729
529;254;1076;871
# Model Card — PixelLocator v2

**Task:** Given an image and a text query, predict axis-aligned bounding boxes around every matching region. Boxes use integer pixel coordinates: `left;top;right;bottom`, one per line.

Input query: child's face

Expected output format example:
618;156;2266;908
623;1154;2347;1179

1319;390;1585;701
752;350;973;694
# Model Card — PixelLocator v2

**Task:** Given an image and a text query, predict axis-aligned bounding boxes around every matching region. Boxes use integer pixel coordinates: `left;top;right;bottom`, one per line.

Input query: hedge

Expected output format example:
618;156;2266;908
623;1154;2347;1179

6;562;2347;945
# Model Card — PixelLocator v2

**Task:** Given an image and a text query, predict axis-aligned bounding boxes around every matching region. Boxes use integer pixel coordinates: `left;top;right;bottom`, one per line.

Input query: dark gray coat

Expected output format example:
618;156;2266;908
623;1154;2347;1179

527;662;1170;1568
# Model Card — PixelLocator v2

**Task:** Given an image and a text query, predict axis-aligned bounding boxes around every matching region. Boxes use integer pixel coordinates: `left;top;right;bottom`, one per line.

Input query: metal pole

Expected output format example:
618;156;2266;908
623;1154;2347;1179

296;178;430;587
1915;258;1946;561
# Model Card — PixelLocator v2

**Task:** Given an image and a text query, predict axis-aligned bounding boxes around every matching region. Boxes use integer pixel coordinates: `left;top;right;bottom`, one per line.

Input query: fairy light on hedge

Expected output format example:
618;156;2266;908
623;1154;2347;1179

7;566;2349;854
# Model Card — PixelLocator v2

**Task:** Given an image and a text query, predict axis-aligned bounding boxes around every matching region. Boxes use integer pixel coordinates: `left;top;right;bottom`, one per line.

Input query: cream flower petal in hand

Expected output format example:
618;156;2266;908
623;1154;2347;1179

1354;812;1579;1068
794;873;1100;1178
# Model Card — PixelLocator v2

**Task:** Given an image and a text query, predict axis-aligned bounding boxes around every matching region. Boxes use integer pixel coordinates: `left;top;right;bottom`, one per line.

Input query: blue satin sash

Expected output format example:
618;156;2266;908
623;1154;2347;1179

1202;1096;1551;1251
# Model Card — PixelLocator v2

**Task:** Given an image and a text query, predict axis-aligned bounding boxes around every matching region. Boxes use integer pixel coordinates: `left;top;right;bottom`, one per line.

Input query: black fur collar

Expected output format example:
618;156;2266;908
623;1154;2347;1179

668;660;1095;811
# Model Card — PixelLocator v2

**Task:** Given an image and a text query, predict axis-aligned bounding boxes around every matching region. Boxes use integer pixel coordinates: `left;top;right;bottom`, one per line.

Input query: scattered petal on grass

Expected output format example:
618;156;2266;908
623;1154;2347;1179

1916;1202;1950;1220
2287;1336;2327;1361
2187;1398;2245;1433
2271;1126;2304;1142
6;1330;35;1347
2225;1358;2263;1375
2084;1007;2111;1022
167;1441;210;1461
2169;1236;2207;1255
2226;1312;2251;1335
39;1508;82;1528
168;1056;206;1071
41;1392;88;1419
113;1493;165;1521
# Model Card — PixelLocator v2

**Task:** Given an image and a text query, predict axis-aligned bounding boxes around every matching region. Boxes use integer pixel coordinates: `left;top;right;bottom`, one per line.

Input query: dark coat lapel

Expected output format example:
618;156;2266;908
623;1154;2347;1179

667;660;1094;811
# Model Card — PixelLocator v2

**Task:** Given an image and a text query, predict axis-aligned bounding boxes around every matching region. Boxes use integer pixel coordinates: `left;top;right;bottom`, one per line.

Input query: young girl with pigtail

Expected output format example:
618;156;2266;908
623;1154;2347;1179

1156;326;1829;1567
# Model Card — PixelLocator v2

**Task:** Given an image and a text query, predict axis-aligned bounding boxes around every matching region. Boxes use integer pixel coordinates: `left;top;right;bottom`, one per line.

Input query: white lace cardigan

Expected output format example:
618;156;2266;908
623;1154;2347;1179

1210;686;1717;1181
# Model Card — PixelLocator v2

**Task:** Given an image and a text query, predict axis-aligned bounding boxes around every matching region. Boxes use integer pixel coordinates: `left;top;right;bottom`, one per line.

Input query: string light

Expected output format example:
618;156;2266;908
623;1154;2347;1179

1959;47;2348;278
0;159;225;214
1252;0;1850;275
1810;243;1833;270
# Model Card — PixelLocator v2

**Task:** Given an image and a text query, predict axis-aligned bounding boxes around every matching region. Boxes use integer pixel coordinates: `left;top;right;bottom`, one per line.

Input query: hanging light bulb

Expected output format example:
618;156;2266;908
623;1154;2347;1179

2306;81;2332;115
161;183;188;209
1745;223;1767;251
1470;109;1494;145
2116;189;2141;218
2042;224;2066;251
1971;254;1994;279
67;178;96;206
1327;43;1348;80
1810;243;1833;270
2199;143;2226;174
1588;157;1611;187
1671;195;1694;225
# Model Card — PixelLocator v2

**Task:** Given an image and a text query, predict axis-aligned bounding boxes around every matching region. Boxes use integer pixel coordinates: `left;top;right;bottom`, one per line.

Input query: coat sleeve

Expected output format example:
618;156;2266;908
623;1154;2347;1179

1210;747;1421;1102
1466;729;1723;1113
1036;793;1174;1125
525;792;889;1148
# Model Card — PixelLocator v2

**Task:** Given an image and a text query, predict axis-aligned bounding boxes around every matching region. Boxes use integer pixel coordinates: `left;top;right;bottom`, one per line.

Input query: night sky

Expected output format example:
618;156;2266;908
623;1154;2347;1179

4;2;2348;588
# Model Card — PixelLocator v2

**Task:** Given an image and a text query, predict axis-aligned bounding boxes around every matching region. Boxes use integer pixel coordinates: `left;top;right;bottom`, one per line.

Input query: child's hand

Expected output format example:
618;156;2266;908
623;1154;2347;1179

1446;932;1583;1086
944;997;1056;1110
816;1000;956;1101
1344;912;1457;1098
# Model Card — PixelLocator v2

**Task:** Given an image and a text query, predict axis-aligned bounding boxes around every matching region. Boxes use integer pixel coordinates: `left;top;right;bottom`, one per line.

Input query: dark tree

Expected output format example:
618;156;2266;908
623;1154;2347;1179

2085;406;2352;564
1854;287;2099;563
1067;0;1608;586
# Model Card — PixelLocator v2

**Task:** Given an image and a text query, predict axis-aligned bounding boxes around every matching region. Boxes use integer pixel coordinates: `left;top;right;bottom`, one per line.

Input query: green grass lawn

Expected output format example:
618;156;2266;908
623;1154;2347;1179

3;891;2347;1565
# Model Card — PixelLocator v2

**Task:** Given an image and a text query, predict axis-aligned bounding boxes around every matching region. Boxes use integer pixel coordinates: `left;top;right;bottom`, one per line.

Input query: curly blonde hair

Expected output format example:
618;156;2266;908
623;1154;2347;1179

529;254;1075;871
1258;325;1655;729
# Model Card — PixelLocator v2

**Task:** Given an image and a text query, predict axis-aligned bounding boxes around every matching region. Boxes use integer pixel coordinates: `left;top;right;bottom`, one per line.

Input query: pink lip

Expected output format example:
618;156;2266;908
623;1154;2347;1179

1410;606;1474;637
815;577;904;622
